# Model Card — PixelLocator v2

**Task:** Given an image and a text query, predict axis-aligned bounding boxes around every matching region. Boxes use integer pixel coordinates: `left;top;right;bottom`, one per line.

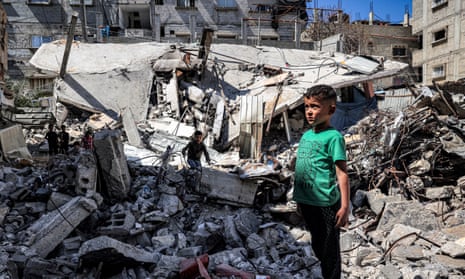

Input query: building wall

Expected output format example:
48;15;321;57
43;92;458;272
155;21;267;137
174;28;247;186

412;0;465;84
4;0;104;78
4;0;306;80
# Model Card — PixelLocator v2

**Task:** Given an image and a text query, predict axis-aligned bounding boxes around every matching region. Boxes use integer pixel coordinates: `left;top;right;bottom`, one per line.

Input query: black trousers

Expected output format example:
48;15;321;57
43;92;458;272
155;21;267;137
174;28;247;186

298;202;341;279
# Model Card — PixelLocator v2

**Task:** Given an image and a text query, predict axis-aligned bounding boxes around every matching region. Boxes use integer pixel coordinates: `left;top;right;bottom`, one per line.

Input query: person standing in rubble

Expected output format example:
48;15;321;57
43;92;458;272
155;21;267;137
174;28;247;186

182;130;211;170
58;124;70;155
45;124;58;155
293;85;350;279
81;129;94;151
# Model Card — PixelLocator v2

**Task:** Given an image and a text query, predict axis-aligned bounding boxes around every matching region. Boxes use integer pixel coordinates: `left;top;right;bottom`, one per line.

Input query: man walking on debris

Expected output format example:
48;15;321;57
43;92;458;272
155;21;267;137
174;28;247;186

182;130;211;170
293;85;350;279
45;124;58;155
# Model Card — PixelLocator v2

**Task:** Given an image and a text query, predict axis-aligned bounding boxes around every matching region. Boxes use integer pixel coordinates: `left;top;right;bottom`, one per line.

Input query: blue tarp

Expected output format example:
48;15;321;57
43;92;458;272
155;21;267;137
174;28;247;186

331;88;378;133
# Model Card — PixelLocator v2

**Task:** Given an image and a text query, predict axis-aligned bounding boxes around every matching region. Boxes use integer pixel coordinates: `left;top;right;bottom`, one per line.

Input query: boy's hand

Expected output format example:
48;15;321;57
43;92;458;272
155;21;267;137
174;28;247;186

335;206;349;228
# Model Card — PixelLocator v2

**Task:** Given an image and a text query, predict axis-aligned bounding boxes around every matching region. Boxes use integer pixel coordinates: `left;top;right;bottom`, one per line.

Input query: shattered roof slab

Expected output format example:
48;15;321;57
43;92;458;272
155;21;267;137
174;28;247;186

29;41;408;123
207;44;408;121
29;41;173;121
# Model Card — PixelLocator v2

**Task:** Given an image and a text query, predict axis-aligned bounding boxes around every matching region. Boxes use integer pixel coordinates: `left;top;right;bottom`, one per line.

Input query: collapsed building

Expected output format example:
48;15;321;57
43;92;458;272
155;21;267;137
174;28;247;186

1;37;465;278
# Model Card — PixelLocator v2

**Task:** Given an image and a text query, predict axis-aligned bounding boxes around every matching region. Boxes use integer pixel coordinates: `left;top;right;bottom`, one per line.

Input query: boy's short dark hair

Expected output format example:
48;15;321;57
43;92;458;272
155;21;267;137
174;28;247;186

194;130;203;136
304;85;337;102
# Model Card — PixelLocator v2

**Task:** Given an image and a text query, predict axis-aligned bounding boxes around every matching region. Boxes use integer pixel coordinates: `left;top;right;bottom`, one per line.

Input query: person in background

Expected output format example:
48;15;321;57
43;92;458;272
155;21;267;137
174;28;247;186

293;85;350;279
182;130;211;170
81;129;94;151
45;124;58;155
69;141;82;156
59;125;70;155
261;144;282;171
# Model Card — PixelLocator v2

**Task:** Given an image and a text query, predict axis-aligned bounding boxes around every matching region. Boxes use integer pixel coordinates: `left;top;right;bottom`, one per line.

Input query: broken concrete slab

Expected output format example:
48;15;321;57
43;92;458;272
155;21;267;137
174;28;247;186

121;107;143;148
377;201;439;232
0;125;32;161
79;235;161;267
26;192;103;258
200;167;259;207
74;150;98;196
93;129;131;201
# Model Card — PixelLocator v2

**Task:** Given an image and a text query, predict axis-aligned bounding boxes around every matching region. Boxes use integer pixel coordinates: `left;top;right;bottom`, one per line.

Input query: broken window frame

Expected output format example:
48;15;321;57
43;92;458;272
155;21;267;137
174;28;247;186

31;35;53;48
176;0;195;8
432;64;446;81
249;4;273;13
432;0;447;10
216;0;237;10
432;28;447;46
69;0;93;5
27;0;51;5
392;45;407;58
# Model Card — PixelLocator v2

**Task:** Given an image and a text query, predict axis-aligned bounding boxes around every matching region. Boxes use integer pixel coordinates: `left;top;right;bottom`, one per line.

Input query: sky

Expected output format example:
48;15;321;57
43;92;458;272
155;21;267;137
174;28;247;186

312;0;412;24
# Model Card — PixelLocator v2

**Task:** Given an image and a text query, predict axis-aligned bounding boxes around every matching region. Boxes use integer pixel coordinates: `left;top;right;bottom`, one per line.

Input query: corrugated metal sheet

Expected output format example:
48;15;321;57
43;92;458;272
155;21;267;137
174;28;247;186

377;88;415;112
239;95;263;159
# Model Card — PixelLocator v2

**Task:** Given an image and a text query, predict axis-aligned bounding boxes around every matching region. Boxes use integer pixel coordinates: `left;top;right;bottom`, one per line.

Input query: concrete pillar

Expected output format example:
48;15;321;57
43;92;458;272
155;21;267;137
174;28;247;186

369;11;373;25
294;19;301;49
189;15;196;43
241;18;247;45
150;0;160;41
95;12;104;43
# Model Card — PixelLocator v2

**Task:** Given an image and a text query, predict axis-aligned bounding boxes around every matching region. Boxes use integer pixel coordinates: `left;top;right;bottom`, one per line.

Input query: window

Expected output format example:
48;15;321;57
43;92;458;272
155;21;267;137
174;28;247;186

392;45;407;57
31;36;53;48
432;64;446;80
432;0;447;10
70;0;93;5
155;0;164;4
251;4;272;13
217;0;236;8
177;0;195;8
27;0;51;4
432;28;447;46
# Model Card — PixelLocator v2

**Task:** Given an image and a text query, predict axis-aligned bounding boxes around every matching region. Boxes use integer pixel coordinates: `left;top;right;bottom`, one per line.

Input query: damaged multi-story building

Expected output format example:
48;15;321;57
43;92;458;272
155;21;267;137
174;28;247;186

2;0;309;84
412;0;465;84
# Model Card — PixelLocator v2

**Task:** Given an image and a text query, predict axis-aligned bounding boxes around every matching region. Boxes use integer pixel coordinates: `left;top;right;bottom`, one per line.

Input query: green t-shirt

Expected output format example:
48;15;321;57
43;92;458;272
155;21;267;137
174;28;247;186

293;127;347;207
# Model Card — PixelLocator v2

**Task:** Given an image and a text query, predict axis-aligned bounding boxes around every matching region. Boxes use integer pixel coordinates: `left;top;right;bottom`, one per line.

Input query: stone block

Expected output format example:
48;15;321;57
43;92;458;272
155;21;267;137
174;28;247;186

27;194;102;258
93;129;131;200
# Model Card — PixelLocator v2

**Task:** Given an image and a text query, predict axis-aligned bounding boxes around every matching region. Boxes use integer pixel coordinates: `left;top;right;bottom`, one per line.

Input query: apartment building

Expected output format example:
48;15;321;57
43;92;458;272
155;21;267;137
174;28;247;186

412;0;465;84
3;0;307;83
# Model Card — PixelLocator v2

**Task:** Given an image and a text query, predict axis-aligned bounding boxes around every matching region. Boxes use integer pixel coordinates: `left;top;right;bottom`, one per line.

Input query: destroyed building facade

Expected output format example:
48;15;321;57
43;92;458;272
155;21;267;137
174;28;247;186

411;0;465;84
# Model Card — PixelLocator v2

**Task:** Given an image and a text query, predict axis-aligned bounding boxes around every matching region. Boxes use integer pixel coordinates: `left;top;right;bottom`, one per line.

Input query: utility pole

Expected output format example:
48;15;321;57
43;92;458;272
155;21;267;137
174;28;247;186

80;0;88;42
60;13;79;78
0;3;8;84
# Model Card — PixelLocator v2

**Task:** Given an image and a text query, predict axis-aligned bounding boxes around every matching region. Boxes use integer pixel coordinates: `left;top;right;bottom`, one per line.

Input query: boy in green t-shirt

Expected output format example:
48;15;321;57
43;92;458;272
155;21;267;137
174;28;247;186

293;84;350;279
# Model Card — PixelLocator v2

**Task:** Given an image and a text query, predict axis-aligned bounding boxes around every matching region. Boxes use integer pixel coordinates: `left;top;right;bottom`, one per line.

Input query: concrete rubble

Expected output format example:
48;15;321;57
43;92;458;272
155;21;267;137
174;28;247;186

1;40;465;278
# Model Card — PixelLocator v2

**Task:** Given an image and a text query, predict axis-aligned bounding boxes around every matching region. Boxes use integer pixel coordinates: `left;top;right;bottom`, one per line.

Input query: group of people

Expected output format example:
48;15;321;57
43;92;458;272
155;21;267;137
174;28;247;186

45;124;94;156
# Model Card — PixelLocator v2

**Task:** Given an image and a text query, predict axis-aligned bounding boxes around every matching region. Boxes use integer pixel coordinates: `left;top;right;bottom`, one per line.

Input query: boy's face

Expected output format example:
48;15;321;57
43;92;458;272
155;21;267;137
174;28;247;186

194;134;203;143
304;96;335;131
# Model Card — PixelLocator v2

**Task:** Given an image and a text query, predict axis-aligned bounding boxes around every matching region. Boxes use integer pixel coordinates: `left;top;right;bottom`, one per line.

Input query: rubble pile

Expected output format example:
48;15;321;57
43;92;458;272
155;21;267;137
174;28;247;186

0;129;323;279
338;87;465;278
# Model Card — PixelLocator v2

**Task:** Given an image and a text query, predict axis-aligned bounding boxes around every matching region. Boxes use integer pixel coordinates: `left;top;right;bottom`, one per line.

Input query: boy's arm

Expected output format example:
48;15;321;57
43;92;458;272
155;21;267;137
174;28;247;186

335;160;350;228
203;144;211;163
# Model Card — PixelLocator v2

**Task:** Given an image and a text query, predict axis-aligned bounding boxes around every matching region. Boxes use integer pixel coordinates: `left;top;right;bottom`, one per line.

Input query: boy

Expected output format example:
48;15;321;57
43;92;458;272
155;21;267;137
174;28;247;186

293;85;350;279
59;125;70;154
182;130;211;170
